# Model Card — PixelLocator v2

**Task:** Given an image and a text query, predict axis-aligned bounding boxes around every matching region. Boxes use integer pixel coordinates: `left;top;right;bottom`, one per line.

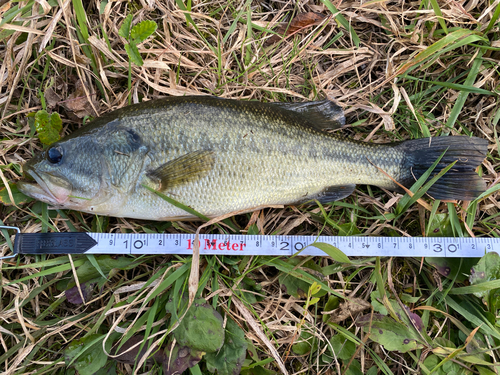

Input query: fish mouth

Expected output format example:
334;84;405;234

17;169;71;206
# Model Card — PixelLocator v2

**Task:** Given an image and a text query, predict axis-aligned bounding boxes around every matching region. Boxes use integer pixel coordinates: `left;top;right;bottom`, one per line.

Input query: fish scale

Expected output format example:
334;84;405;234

119;102;391;218
18;96;488;221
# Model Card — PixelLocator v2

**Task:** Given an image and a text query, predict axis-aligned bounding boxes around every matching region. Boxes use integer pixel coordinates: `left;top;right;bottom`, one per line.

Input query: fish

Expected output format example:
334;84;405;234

17;96;488;221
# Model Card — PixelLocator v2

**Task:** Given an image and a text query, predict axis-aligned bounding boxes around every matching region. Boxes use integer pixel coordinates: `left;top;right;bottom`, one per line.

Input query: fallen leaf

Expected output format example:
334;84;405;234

44;87;61;109
266;12;327;46
114;335;165;365
65;282;95;305
0;183;33;206
329;297;371;323
60;79;99;119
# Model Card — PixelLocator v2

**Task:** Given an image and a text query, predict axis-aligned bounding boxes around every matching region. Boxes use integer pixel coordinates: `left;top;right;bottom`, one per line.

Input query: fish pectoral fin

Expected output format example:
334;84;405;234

146;150;215;191
271;99;345;130
301;184;356;205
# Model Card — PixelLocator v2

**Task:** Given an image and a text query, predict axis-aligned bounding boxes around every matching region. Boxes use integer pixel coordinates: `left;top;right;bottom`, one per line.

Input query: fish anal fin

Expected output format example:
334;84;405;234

146;150;215;191
271;99;345;130
301;184;356;205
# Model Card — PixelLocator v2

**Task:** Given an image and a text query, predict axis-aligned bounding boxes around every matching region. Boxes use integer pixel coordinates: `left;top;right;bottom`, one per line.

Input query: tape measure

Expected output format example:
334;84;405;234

0;226;498;259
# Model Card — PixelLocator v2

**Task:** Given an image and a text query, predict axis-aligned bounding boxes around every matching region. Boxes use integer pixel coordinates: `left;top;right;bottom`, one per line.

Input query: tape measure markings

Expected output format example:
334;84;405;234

1;225;497;258
83;233;497;258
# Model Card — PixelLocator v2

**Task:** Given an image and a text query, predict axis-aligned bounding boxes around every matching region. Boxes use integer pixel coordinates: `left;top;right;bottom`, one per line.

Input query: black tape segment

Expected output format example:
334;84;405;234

15;233;97;254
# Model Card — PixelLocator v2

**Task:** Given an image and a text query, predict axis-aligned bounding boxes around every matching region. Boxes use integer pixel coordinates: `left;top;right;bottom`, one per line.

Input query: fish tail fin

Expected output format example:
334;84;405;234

398;136;488;201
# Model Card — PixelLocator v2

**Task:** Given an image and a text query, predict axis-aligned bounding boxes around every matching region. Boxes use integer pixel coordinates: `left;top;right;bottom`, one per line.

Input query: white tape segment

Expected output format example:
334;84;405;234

85;233;499;258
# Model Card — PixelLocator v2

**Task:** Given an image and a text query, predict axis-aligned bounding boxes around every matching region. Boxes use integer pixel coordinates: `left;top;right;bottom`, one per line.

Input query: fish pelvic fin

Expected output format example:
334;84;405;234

398;136;488;201
271;99;345;129
300;184;356;205
146;150;215;191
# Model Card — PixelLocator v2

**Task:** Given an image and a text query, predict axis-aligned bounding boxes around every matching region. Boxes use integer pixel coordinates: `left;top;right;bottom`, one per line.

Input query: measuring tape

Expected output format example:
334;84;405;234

0;226;498;258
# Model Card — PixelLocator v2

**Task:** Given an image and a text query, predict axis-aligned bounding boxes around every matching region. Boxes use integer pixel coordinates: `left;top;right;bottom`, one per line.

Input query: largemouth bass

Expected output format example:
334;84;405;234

18;96;488;221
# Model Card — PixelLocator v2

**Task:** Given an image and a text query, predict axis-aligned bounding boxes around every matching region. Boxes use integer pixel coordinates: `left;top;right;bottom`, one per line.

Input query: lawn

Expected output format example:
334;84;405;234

0;0;499;374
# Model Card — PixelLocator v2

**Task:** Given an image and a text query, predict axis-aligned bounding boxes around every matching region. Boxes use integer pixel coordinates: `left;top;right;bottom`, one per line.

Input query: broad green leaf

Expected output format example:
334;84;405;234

206;319;247;375
469;252;500;297
0;183;32;205
167;298;225;353
310;297;320;305
131;20;157;44
465;253;500;313
477;366;498;375
34;110;62;145
124;43;143;66
312;242;351;263
426;257;477;283
65;334;107;375
427;213;454;237
271;258;342;298
330;334;356;360
355;314;424;353
423;354;469;375
310;282;322;295
279;273;309;299
276;259;327;299
94;362;117;375
292;331;317;355
119;14;133;39
323;295;339;323
238;277;265;304
99;0;108;15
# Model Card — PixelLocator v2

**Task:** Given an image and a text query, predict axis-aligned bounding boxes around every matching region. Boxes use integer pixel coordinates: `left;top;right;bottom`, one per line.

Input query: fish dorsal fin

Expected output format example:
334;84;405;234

271;99;345;130
146;150;215;191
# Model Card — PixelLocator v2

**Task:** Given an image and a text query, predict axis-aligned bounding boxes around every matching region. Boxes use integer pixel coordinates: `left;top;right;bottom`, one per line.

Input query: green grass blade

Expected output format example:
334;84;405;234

270;258;344;298
320;0;360;47
396;29;484;75
445;50;484;131
396;149;452;215
429;0;448;34
445;296;500;340
142;184;209;221
450;280;500;295
72;0;89;41
175;0;216;54
484;3;500;34
145;262;190;304
86;254;108;279
403;75;495;95
311;242;351;263
223;0;253;45
6;260;86;285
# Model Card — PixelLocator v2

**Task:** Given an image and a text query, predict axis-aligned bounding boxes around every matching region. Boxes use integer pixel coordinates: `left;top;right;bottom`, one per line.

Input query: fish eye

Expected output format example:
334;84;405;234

47;146;63;164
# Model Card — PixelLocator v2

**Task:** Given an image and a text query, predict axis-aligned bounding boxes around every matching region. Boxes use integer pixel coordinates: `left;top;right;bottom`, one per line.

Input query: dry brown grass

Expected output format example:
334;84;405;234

0;0;499;374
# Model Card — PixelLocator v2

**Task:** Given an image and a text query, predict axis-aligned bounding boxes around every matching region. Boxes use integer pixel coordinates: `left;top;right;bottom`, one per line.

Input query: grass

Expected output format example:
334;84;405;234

0;0;499;374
